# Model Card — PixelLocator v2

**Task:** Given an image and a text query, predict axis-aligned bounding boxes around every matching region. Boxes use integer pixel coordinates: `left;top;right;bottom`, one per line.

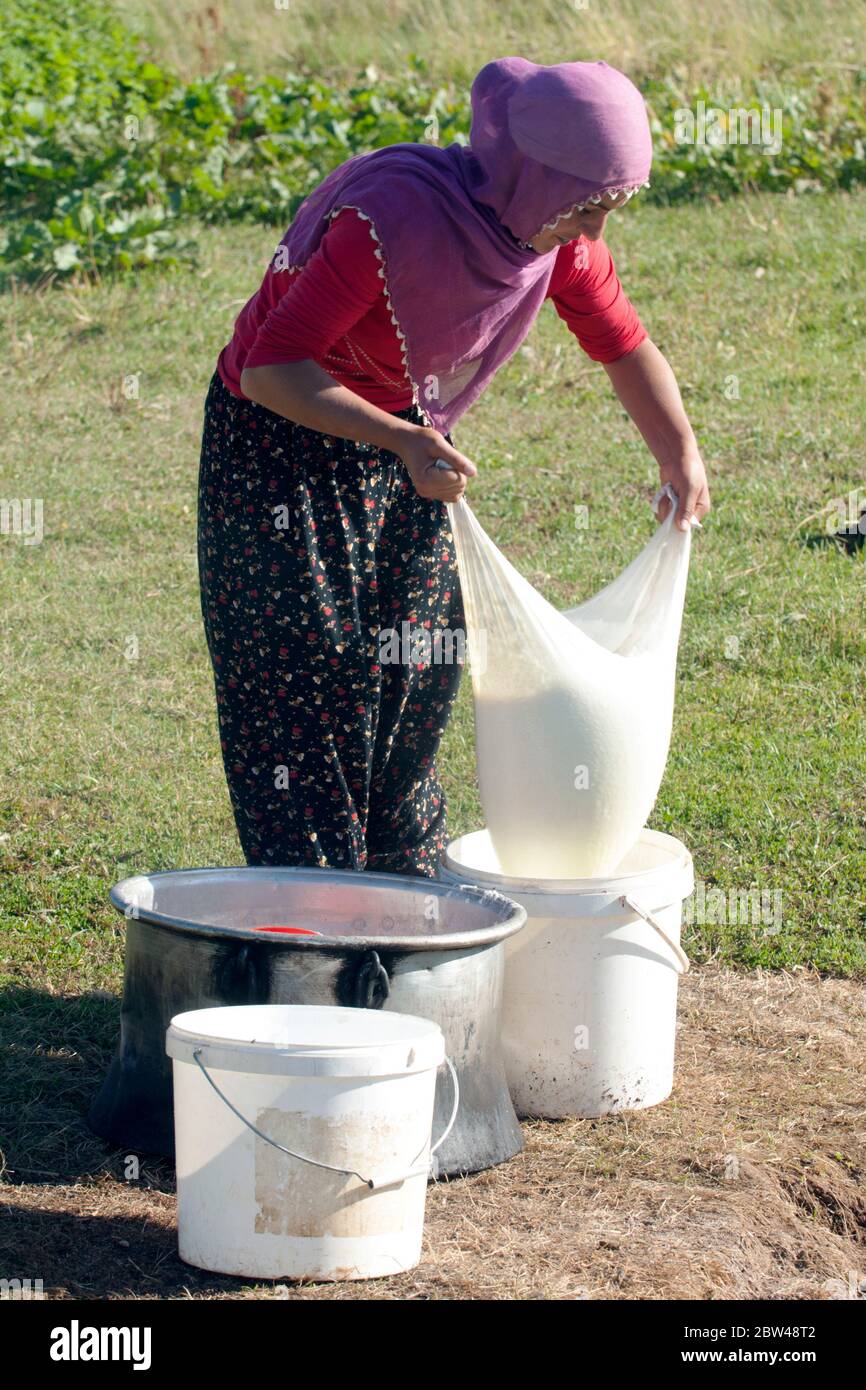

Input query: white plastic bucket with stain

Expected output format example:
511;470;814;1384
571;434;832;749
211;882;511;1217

166;1004;453;1280
441;828;693;1118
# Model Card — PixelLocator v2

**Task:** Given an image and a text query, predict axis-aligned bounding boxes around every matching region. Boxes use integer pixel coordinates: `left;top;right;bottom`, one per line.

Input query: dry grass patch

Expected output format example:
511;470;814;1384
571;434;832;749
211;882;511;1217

1;967;863;1300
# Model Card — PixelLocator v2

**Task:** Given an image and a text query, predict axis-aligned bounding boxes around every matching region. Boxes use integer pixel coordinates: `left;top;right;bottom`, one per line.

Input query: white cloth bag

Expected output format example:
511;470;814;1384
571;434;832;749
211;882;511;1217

448;485;697;879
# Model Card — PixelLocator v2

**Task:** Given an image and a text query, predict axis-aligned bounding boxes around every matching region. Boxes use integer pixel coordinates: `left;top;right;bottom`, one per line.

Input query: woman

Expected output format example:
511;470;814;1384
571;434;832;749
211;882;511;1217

198;56;710;878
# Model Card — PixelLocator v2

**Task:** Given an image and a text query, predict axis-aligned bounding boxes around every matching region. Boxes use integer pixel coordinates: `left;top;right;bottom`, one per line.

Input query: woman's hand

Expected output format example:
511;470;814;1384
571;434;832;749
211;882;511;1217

240;362;477;504
394;425;478;503
656;449;711;530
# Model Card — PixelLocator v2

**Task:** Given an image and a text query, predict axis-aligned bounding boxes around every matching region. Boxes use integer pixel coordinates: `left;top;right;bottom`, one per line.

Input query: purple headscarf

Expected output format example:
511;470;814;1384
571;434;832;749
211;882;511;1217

276;57;652;432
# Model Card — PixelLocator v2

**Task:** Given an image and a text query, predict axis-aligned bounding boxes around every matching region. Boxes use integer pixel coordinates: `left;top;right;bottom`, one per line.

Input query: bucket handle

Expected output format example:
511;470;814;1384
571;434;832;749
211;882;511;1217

191;1048;459;1191
618;894;690;974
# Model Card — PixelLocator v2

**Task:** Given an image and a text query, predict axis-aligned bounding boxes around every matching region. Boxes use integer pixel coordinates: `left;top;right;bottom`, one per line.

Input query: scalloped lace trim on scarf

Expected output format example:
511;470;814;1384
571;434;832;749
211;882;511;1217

327;204;433;425
522;179;652;248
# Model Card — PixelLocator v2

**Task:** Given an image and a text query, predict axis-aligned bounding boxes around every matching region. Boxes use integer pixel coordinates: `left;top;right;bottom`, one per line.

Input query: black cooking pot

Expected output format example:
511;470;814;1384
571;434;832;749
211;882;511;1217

89;866;526;1176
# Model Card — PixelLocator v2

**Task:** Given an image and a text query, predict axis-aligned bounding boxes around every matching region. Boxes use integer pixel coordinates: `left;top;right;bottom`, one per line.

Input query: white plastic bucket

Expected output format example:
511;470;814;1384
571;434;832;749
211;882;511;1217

166;1004;451;1280
441;829;693;1118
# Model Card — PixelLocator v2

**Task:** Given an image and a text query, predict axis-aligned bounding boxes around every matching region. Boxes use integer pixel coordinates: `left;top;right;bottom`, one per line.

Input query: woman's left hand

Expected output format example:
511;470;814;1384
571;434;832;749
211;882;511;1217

656;449;711;530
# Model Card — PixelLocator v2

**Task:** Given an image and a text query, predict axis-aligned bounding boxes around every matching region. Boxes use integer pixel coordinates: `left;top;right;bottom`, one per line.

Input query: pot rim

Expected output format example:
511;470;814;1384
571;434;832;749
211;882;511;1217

109;864;527;952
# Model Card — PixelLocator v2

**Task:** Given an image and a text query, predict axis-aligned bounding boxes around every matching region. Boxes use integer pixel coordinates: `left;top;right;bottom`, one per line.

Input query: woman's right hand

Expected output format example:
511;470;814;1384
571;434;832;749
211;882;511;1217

394;425;477;502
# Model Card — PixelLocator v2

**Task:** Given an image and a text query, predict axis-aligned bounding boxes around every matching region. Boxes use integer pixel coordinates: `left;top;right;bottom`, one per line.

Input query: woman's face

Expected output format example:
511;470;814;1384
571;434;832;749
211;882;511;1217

526;189;632;254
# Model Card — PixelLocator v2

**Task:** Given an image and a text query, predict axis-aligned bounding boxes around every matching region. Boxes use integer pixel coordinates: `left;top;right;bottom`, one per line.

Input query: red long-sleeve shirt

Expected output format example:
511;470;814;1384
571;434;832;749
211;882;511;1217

218;207;647;411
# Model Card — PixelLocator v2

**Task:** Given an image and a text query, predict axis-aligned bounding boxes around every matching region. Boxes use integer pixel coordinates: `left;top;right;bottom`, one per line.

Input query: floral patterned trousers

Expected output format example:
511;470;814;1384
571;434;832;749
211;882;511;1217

197;372;465;878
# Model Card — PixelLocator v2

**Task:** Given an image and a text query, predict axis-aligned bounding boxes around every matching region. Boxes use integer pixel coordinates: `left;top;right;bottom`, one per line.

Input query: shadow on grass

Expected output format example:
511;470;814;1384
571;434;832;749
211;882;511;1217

0;1199;265;1300
0;985;260;1297
0;985;171;1189
800;528;865;554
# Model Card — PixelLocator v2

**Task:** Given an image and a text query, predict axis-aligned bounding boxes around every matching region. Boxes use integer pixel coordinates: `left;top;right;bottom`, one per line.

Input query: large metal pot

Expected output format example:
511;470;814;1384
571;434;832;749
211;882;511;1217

89;866;526;1176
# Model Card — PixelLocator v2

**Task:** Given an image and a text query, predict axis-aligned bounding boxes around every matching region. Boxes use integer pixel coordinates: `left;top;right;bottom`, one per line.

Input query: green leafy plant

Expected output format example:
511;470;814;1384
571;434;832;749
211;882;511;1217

2;0;865;282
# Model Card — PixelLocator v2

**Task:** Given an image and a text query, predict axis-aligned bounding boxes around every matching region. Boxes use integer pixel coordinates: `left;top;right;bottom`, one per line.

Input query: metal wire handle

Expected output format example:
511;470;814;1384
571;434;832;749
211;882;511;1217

192;1048;460;1191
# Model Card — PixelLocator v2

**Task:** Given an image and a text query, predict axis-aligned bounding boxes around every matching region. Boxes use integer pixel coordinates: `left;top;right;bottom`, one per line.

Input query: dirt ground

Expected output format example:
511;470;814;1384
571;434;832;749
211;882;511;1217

1;966;864;1300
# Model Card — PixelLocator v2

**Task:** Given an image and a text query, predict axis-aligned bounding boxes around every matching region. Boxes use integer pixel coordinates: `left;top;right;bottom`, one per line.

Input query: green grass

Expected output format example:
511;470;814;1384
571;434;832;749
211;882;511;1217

8;0;865;281
113;0;866;85
1;189;865;1002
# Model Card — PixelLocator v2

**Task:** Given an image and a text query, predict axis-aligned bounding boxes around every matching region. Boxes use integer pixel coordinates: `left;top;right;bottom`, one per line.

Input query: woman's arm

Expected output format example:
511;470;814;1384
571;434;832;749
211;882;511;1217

238;208;475;501
240;359;476;503
602;338;710;529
